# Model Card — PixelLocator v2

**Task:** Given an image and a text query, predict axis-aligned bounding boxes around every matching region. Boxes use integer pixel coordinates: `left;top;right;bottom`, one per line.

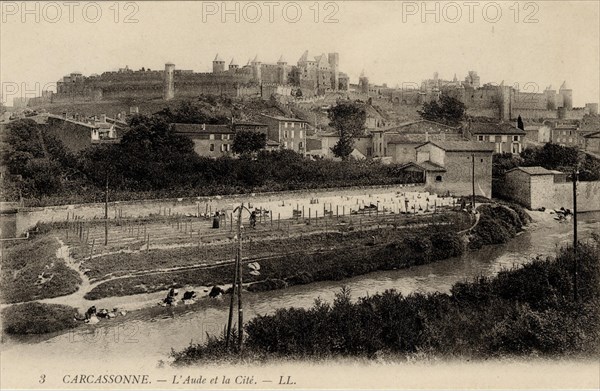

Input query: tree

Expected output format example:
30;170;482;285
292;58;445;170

418;93;466;126
517;115;524;130
232;130;267;155
328;102;367;160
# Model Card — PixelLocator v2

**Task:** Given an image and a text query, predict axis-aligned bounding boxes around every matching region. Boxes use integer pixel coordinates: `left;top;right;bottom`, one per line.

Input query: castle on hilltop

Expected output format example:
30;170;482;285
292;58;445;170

36;51;350;105
358;71;598;121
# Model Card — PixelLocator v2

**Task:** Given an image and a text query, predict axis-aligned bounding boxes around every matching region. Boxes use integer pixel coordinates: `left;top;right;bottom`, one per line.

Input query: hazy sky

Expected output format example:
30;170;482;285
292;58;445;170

1;1;599;106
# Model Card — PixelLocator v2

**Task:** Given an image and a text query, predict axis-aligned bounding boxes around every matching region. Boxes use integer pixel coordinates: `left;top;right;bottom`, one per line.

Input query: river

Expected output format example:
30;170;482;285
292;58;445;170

1;211;599;374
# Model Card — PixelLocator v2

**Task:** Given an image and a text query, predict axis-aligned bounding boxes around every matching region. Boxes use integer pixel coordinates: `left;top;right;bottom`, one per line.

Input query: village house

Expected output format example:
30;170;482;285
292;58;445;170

171;121;280;157
170;123;234;158
583;131;600;155
306;132;372;159
259;114;309;154
466;121;526;154
378;120;465;162
551;122;579;147
44;113;123;152
499;166;567;210
399;141;494;197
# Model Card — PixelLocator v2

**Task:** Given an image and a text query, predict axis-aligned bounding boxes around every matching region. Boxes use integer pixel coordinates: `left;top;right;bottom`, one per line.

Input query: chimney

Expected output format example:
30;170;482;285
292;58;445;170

100;113;107;123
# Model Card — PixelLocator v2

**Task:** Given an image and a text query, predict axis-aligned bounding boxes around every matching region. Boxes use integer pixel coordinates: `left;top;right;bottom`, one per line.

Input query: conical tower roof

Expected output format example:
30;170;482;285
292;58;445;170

277;55;286;63
230;58;238;66
560;81;570;90
252;54;261;63
299;50;309;63
214;53;224;62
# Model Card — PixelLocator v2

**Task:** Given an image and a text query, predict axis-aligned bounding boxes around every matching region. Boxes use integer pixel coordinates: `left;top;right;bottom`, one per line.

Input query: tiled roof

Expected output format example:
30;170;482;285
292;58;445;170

386;120;460;133
170;123;232;134
506;166;563;176
260;114;307;123
418;141;495;152
468;122;526;135
399;161;446;172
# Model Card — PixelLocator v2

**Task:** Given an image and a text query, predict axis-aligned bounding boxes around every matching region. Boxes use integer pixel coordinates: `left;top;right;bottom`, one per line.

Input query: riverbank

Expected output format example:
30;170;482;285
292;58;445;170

1;210;598;374
1;202;527;337
172;238;600;364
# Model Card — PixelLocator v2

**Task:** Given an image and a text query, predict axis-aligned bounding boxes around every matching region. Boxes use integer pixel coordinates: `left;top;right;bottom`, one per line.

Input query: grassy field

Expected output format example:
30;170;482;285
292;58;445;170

2;302;79;335
83;222;466;300
77;212;470;282
0;236;82;304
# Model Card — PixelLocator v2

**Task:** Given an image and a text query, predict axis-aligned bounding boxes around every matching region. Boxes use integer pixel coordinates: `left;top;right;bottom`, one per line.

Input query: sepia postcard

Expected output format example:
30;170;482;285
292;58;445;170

1;0;599;389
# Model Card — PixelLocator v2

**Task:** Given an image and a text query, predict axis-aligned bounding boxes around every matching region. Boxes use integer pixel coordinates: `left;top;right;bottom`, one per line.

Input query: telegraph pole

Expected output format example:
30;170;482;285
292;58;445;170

225;240;238;349
225;203;246;352
104;172;109;245
573;169;578;302
236;203;244;352
471;153;476;211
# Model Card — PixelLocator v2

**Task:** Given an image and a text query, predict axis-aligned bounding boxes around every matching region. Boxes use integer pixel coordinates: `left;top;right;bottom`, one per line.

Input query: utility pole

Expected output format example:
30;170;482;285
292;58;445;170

471;153;475;211
225;241;238;349
225;203;246;352
573;169;578;302
236;203;244;352
104;172;109;245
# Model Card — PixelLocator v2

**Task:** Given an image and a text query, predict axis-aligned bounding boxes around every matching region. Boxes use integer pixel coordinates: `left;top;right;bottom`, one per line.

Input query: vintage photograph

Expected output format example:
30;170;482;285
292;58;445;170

1;0;599;389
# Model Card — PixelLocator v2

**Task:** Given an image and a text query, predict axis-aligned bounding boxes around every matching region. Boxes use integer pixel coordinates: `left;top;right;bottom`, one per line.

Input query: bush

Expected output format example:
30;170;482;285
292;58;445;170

172;241;600;363
2;302;78;335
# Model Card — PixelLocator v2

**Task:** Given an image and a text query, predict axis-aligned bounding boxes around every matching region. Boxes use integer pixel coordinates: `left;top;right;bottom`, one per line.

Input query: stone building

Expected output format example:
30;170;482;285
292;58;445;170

170;123;235;158
259;114;309;154
49;51;348;104
400;141;494;197
466;121;526;154
499;166;600;212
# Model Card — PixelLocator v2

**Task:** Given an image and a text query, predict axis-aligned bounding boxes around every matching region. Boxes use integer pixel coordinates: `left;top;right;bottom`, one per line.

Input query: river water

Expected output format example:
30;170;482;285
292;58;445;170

1;211;599;373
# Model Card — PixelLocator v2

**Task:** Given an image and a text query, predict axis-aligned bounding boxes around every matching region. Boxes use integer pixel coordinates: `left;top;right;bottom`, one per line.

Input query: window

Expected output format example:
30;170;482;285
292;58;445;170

513;135;519;142
298;141;303;149
480;159;484;162
291;130;294;138
299;130;303;138
562;131;566;136
568;137;573;143
435;175;443;182
284;122;288;128
209;134;215;140
221;134;226;140
501;135;507;142
209;144;215;151
291;122;295;128
477;135;485;141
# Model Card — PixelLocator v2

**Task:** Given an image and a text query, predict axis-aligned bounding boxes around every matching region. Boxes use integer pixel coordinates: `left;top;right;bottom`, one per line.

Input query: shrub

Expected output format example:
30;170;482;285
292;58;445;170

2;302;78;335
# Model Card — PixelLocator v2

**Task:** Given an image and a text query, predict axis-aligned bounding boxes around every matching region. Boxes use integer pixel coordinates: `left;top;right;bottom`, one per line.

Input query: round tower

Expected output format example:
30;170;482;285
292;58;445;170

358;70;369;95
277;55;287;84
163;62;175;101
251;55;262;83
229;58;239;71
544;85;557;110
559;81;573;110
213;54;225;73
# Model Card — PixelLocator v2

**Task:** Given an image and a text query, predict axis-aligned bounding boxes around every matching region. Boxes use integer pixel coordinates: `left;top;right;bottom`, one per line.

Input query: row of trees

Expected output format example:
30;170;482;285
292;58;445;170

493;143;600;181
0;112;416;204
